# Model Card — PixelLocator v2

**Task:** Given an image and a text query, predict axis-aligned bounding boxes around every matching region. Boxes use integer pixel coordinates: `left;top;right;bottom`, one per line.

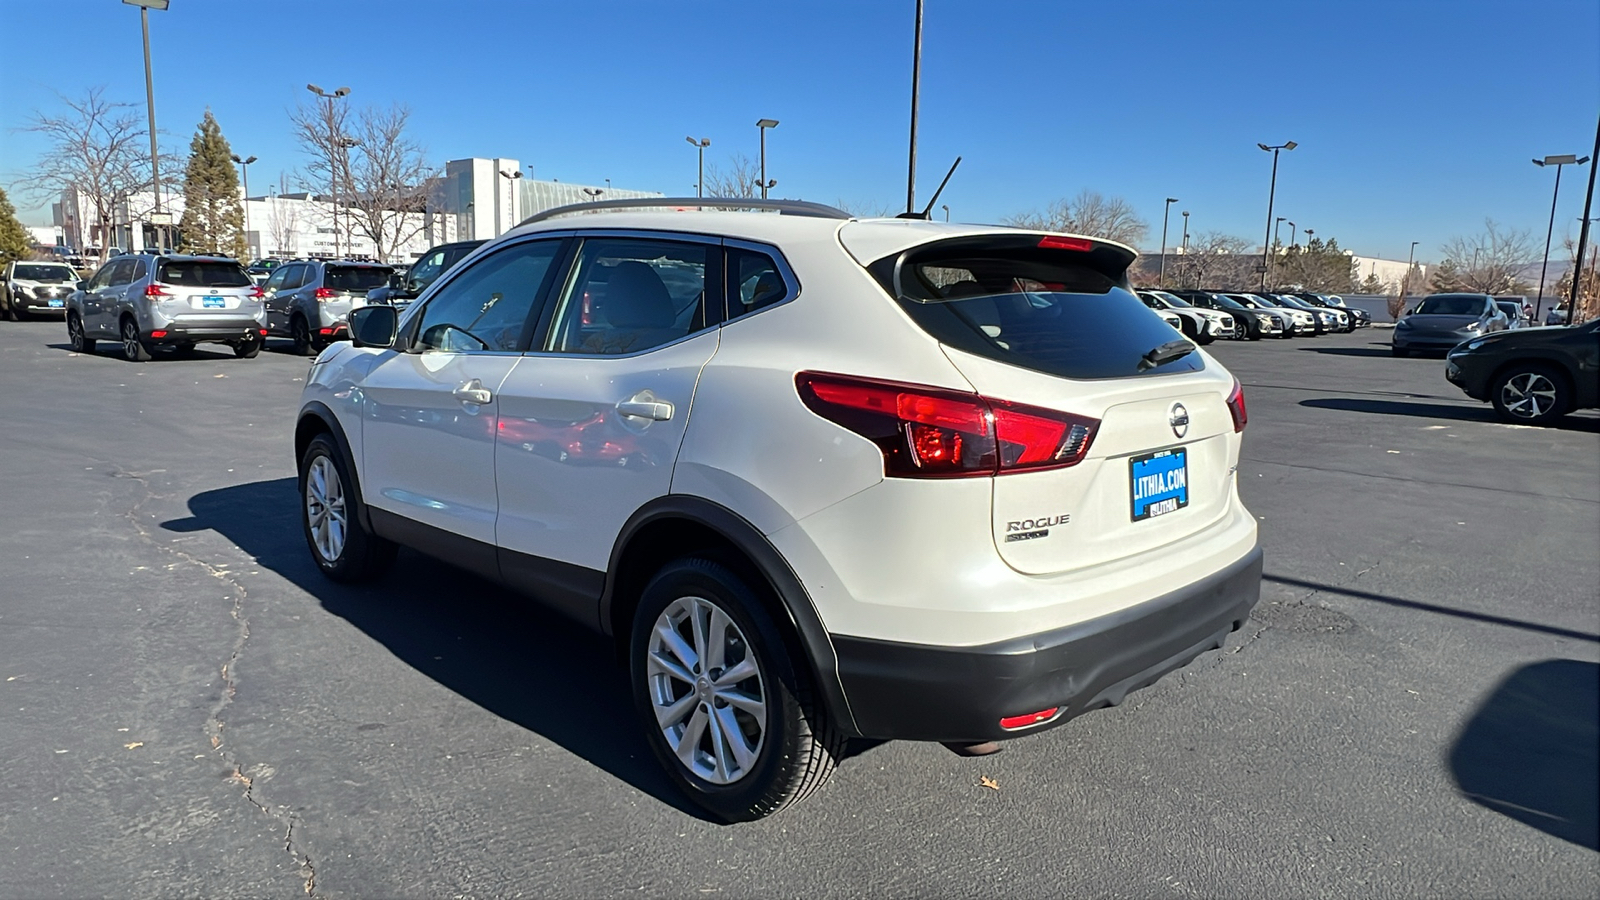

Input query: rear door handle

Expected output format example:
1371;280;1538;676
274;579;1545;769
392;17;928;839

453;379;493;405
616;393;674;421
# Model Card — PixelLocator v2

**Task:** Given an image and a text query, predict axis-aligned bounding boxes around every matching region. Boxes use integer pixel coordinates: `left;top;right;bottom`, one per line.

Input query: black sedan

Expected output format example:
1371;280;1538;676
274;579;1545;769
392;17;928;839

1445;317;1599;425
1393;293;1509;356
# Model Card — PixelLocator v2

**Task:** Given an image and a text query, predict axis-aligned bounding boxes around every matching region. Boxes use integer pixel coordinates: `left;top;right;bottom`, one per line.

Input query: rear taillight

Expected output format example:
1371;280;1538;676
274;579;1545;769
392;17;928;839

249;286;265;299
796;372;1098;478
144;283;170;297
1226;378;1248;432
314;287;337;300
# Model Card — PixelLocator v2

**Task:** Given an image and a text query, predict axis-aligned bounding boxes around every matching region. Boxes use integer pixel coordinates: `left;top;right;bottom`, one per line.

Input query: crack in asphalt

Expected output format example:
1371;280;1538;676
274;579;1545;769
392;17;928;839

111;466;318;896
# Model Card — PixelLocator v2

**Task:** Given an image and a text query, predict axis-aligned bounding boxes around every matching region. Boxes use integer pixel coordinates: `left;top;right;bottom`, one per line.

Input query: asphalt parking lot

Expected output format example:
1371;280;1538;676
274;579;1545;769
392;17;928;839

1;319;1596;898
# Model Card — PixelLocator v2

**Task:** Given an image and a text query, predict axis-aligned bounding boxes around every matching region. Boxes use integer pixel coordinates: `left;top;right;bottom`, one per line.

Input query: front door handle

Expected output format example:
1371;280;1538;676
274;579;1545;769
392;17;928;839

453;379;493;405
616;392;674;421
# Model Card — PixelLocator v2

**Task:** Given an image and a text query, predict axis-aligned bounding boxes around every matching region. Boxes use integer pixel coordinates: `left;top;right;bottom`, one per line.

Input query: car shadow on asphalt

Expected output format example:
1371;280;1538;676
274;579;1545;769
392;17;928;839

1299;397;1600;432
1295;344;1398;357
161;477;723;822
1447;659;1599;850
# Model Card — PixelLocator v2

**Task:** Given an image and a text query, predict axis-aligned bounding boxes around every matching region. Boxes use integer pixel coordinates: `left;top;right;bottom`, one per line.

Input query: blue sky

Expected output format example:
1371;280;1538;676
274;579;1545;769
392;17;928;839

1;0;1596;261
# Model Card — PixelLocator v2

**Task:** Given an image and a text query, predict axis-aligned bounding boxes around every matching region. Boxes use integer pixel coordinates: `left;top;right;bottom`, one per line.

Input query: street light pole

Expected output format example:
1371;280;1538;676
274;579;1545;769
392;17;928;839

757;119;779;200
1274;216;1286;253
1287;220;1296;248
124;0;170;254
497;168;522;237
1400;240;1418;308
1256;140;1297;290
1532;153;1591;322
942;204;950;222
307;84;351;257
1570;116;1600;320
1180;210;1189;253
1159;197;1178;287
231;153;256;258
685;136;710;198
906;0;923;214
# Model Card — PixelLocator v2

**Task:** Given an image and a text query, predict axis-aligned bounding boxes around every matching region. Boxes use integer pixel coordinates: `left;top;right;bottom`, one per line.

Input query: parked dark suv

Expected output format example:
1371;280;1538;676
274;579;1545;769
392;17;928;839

1445;316;1599;424
362;240;485;309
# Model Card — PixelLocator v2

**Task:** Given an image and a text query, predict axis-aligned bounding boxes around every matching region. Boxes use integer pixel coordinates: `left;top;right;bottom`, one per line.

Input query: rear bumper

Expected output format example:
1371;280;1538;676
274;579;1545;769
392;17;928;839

832;545;1263;743
144;322;267;344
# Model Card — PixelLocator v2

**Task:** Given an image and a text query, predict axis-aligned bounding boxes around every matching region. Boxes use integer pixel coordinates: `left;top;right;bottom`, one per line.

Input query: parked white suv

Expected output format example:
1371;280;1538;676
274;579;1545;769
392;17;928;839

294;200;1261;821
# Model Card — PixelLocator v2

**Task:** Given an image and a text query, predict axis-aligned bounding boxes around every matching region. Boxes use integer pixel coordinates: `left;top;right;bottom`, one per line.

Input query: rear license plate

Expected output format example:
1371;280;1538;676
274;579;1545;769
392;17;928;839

1130;447;1188;521
48;299;64;307
201;296;226;308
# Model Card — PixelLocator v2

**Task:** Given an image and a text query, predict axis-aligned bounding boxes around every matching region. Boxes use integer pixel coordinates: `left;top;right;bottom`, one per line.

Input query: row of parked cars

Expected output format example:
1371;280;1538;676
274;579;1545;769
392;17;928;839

1135;288;1370;343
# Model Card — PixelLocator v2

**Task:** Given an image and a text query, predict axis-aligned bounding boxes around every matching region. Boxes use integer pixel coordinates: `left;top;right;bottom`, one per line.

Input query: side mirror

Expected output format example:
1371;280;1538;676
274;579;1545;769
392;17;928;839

348;305;398;349
76;281;88;292
387;273;404;290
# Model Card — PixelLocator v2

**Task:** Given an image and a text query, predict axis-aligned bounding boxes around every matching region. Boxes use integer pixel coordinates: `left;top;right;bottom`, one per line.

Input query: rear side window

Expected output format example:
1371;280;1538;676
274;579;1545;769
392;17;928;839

726;248;789;320
325;266;392;293
871;240;1202;379
157;261;252;287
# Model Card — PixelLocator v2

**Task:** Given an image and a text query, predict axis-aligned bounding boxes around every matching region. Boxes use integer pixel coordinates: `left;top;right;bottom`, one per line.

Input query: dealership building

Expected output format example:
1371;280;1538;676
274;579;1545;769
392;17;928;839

48;157;661;263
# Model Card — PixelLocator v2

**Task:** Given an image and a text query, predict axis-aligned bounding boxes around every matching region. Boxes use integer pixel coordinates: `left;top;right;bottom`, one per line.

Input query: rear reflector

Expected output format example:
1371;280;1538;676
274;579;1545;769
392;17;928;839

149;330;167;339
1037;235;1093;252
1226;378;1248;432
258;329;268;336
999;707;1059;730
796;372;1098;478
319;327;335;335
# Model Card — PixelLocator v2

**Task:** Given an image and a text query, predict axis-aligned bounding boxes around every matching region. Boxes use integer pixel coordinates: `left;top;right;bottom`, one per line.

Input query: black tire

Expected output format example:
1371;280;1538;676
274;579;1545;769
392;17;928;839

298;434;396;583
67;313;96;353
291;314;315;357
1246;322;1263;341
120;317;151;362
2;298;17;322
1391;344;1410;358
233;338;262;359
630;558;842;823
1490;364;1571;426
1195;331;1215;346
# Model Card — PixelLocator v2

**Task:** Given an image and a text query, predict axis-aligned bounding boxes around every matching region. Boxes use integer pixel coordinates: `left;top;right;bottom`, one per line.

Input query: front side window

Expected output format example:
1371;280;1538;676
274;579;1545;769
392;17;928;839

87;262;118;290
545;238;713;355
413;240;561;353
407;250;446;289
108;259;138;287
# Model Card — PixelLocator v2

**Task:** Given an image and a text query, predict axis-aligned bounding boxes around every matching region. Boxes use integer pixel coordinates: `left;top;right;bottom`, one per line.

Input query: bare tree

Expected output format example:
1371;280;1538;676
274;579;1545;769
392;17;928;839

1170;232;1254;290
18;87;172;262
342;105;433;263
833;197;899;218
1553;234;1600;322
702;153;761;199
289;95;354;253
1430;218;1536;294
266;196;299;257
1005;190;1150;246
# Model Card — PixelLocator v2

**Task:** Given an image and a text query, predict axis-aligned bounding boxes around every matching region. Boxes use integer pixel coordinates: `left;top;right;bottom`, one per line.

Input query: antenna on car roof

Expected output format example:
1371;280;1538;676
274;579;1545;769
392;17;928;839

897;156;961;220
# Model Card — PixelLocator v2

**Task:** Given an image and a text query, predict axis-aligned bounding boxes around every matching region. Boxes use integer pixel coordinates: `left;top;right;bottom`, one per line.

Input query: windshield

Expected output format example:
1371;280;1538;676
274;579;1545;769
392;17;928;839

156;260;252;287
874;243;1202;380
1152;291;1193;308
1228;294;1266;309
1211;294;1247;311
1415;295;1485;316
13;264;76;282
325;266;393;292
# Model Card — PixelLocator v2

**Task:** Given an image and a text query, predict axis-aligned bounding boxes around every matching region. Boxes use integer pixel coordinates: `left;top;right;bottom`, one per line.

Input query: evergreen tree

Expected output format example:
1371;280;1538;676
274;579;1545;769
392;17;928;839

0;187;34;265
179;110;247;259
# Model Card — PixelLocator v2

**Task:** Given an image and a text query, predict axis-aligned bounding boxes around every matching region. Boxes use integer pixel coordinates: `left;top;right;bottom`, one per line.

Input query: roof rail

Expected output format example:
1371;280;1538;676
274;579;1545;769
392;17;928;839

517;197;852;227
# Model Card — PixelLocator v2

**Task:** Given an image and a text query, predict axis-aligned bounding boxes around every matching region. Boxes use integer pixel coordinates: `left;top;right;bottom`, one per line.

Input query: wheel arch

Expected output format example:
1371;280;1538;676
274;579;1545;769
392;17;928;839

295;402;374;532
1488;355;1576;400
602;496;861;737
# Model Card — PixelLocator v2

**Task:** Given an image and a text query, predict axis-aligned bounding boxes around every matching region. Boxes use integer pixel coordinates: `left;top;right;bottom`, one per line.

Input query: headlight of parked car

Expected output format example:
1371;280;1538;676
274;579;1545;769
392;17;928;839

1457;338;1487;352
1256;313;1274;325
1396;319;1411;329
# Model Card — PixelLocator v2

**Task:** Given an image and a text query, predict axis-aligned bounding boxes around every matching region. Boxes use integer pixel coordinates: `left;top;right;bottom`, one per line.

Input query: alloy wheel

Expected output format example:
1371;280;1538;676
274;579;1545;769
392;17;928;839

304;455;347;563
1500;372;1557;419
645;595;767;785
69;316;85;351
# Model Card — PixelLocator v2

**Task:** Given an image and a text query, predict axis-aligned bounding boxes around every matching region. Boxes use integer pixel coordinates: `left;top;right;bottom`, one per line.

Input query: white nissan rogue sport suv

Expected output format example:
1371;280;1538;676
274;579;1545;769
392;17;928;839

294;199;1261;822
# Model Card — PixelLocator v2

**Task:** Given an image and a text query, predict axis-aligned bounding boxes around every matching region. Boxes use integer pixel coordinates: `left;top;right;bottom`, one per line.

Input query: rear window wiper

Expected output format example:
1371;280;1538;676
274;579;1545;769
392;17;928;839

1138;338;1195;372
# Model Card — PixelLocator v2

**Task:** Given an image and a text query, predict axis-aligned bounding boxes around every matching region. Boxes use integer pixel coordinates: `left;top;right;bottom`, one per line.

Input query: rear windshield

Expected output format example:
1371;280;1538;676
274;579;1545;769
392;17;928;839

871;242;1202;379
157;260;252;288
1416;295;1485;315
325;266;393;292
12;264;76;282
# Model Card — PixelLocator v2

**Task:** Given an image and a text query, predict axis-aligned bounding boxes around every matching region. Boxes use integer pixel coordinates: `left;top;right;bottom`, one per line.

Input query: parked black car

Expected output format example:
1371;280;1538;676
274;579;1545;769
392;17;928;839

1167;289;1280;340
363;239;486;308
1445;317;1598;425
1392;293;1509;356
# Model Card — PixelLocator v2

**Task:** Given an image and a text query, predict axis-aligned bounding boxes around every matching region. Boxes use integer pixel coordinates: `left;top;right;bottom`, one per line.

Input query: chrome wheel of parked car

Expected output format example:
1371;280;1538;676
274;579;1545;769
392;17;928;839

1492;366;1568;425
305;455;347;564
120;318;150;362
646;593;768;786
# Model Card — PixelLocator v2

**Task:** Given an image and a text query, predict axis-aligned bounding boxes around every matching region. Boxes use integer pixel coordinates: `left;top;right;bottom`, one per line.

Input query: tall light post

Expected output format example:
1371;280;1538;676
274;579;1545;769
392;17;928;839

1568;117;1600;320
906;0;923;214
1303;227;1314;248
942;204;950;222
756;118;779;200
1287;220;1296;248
685;136;710;198
582;187;603;205
1180;210;1190;253
307;84;351;256
1158;197;1178;287
497;168;521;237
1400;240;1418;307
124;0;170;254
1532;153;1591;322
231;153;256;258
1274;216;1286;252
1256;140;1297;289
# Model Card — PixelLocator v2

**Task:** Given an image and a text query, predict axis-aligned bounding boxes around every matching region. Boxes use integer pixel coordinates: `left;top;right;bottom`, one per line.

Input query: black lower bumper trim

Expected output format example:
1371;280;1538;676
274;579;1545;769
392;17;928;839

147;325;264;344
833;545;1263;743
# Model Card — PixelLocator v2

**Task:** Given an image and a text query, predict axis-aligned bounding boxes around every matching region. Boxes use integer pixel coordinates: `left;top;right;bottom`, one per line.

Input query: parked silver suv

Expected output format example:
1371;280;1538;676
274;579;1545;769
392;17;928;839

261;259;394;355
66;254;266;361
3;260;80;320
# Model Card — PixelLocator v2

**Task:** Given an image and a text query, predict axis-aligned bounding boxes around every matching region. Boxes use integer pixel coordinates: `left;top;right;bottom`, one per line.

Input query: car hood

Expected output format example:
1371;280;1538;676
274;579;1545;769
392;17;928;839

1402;314;1480;329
